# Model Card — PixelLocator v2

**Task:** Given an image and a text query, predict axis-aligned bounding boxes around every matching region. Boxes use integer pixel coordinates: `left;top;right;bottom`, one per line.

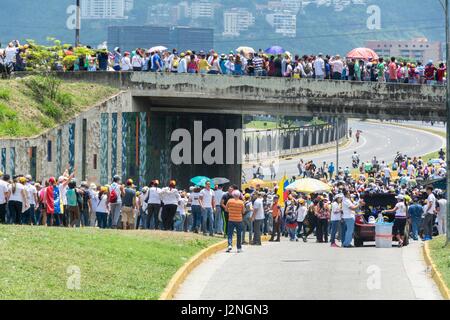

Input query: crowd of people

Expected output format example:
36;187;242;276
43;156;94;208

0;150;447;252
0;40;446;85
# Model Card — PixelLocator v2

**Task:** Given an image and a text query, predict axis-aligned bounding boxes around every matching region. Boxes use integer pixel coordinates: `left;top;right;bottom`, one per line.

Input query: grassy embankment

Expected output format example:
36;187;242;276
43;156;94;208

428;236;450;293
0;226;221;299
0;76;118;138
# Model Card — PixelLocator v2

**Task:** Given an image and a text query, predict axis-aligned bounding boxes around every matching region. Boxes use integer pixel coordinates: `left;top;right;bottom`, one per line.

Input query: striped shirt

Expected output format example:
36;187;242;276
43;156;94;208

226;199;244;222
254;57;264;72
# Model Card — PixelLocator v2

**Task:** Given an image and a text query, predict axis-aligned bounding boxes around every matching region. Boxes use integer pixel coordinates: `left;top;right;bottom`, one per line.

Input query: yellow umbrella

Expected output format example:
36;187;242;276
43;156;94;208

248;178;265;188
285;178;331;194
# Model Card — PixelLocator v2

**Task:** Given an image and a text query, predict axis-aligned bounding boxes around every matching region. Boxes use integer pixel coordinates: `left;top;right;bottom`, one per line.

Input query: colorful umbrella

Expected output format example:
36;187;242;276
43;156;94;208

346;47;379;61
236;46;255;58
248;178;265;187
190;176;214;188
212;177;230;185
286;178;331;194
149;45;168;53
428;159;444;165
264;46;285;55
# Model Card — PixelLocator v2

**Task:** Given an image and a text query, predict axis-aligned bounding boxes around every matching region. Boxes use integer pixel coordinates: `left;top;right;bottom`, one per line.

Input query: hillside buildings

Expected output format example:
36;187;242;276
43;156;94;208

366;38;443;63
81;0;134;19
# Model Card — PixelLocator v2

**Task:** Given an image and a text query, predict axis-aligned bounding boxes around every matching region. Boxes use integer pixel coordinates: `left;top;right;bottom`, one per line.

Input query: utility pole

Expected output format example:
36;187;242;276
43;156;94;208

75;0;81;47
445;0;450;246
336;117;339;179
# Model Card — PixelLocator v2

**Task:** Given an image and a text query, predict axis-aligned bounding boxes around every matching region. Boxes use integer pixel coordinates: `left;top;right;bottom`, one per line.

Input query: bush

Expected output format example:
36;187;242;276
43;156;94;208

39;115;55;128
0;88;11;101
39;98;63;121
0;102;17;121
25;75;61;102
56;92;74;109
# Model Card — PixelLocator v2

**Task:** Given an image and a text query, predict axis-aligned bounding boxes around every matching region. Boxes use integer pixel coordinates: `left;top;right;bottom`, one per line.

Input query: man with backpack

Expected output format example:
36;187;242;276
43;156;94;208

121;179;136;230
66;180;81;228
109;175;124;229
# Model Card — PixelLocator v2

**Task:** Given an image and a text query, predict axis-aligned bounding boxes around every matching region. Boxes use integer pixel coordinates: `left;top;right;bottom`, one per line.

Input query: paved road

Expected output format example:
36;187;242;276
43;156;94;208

175;239;442;300
176;120;444;300
244;120;445;181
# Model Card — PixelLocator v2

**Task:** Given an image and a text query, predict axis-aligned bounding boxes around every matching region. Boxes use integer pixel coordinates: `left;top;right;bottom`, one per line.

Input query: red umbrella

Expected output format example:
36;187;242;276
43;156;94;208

346;47;379;61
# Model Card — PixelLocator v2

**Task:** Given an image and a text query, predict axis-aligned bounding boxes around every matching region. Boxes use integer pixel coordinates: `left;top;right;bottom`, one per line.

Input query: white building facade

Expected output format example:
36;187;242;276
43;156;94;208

81;0;132;19
223;8;255;37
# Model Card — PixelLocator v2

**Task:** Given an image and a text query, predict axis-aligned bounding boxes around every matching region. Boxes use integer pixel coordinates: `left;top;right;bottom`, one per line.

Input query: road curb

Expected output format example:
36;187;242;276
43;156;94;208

422;241;450;300
159;235;270;300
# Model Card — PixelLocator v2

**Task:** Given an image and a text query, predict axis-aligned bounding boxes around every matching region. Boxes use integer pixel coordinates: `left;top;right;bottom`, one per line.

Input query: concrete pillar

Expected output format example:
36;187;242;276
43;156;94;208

299;130;304;148
289;131;294;150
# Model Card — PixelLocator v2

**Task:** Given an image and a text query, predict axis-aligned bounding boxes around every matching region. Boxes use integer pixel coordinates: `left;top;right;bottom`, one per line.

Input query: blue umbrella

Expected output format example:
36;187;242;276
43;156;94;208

190;176;214;188
264;46;285;55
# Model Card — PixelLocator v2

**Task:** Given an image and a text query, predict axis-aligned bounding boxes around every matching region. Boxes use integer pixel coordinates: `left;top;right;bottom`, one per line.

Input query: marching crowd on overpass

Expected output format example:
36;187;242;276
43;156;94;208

0;40;447;85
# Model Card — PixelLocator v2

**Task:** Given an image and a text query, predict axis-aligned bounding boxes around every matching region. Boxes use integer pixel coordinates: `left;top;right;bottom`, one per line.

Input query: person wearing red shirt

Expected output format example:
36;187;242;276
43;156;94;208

437;63;447;85
425;60;437;85
388;57;398;83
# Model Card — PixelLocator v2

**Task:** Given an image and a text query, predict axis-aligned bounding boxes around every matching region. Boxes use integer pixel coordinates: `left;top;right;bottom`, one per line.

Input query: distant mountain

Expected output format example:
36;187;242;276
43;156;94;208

0;0;444;55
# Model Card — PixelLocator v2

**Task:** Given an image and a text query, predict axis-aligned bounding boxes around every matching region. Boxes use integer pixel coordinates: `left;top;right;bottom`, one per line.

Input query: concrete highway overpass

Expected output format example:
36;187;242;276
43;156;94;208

58;72;446;121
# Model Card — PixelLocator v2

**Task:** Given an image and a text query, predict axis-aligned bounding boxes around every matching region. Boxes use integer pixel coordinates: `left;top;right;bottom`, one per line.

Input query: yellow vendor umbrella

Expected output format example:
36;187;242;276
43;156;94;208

286;178;331;194
248;178;265;188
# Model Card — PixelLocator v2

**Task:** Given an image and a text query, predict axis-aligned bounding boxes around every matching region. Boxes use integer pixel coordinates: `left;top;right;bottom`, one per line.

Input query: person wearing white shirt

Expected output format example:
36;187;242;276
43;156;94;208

189;187;202;233
96;187;109;229
146;180;162;230
251;192;265;245
138;187;149;229
330;55;344;80
437;196;447;236
178;53;187;73
199;181;215;236
160;180;181;230
0;174;10;224
8;177;29;225
131;52;143;71
383;166;391;186
423;186;436;240
314;54;325;79
341;191;360;247
5;43;17;64
407;164;415;177
89;184;99;226
384;195;408;247
175;193;188;232
214;186;225;234
330;195;343;247
296;199;308;241
120;52;132;71
25;175;38;225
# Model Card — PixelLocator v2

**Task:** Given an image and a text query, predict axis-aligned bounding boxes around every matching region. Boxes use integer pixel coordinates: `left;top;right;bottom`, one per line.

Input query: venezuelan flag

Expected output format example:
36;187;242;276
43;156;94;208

277;175;289;207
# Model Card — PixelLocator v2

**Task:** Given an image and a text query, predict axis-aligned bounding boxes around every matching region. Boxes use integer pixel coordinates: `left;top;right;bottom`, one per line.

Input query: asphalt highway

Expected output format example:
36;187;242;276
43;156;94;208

244;120;445;181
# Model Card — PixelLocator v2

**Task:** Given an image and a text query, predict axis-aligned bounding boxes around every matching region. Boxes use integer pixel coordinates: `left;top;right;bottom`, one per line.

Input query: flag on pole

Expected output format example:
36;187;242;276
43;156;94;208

277;175;289;207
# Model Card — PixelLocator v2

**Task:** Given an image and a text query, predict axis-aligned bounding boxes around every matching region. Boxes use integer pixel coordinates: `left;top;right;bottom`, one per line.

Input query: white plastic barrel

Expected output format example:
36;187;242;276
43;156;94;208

375;223;393;248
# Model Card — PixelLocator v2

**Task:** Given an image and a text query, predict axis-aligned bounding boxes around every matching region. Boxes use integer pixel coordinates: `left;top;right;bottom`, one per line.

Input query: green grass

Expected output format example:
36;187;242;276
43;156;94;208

0;88;11;100
245;120;278;130
428;236;450;291
0;76;118;138
0;225;220;300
